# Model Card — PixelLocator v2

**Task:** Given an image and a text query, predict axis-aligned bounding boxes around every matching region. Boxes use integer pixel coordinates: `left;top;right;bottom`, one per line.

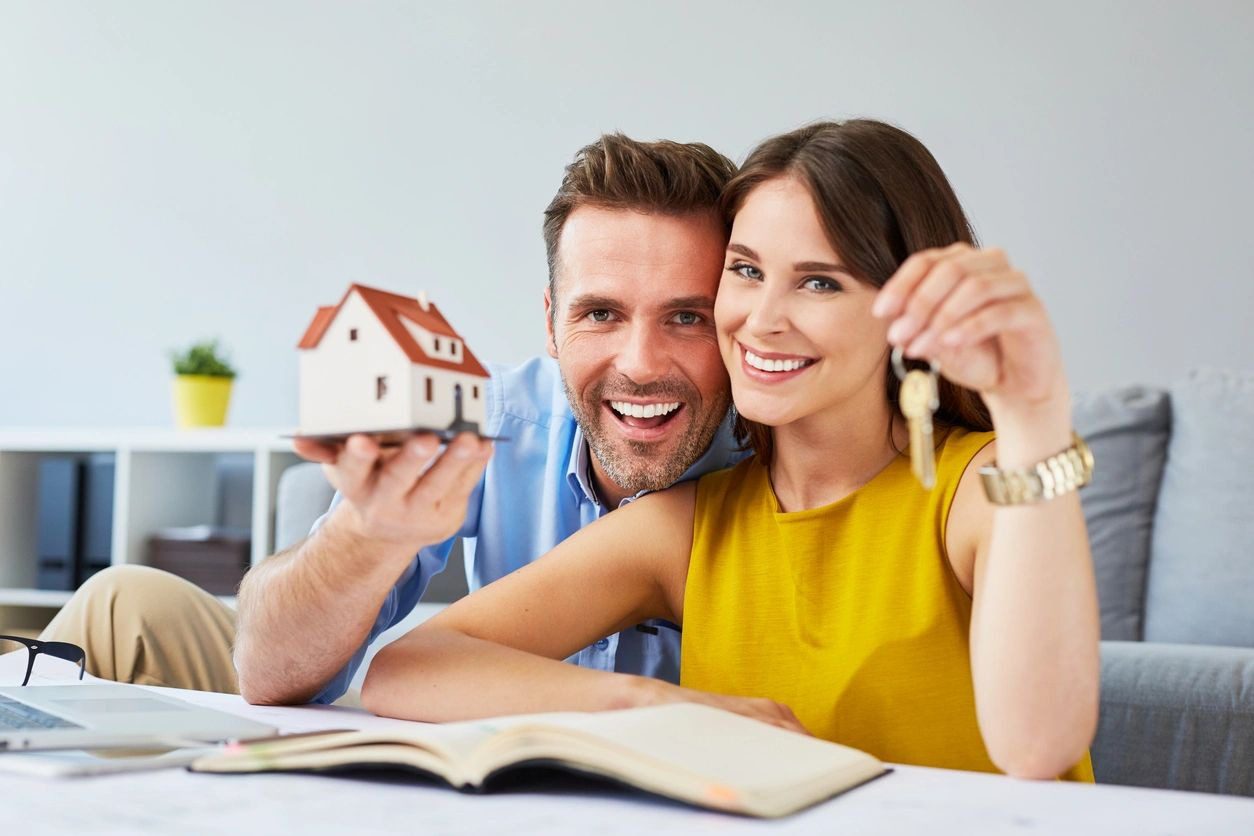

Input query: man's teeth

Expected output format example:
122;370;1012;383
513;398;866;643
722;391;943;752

745;350;813;373
610;401;681;419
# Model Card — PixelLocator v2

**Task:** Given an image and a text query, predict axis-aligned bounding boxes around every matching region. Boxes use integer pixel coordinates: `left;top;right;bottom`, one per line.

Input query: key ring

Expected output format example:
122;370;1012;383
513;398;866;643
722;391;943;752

891;345;939;382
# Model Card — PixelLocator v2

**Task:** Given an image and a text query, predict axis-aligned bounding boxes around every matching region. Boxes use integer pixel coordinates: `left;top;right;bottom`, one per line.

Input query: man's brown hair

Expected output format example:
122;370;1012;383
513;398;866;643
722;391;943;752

542;133;737;315
720;119;993;465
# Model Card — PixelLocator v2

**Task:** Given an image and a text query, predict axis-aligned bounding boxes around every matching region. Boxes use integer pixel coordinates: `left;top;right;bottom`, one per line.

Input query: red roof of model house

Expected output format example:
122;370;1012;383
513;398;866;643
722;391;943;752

298;284;490;378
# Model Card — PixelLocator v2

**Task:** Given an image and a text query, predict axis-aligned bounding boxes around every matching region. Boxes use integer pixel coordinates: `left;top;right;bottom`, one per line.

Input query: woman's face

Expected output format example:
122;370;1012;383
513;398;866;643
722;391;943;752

715;176;891;429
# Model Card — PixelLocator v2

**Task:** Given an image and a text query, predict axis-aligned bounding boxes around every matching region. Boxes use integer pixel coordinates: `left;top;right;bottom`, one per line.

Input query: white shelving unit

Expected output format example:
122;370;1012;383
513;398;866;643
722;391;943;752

0;428;301;611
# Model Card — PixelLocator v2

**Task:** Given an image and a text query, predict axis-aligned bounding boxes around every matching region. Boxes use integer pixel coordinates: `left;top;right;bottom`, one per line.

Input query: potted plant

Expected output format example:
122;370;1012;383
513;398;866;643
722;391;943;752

169;339;238;428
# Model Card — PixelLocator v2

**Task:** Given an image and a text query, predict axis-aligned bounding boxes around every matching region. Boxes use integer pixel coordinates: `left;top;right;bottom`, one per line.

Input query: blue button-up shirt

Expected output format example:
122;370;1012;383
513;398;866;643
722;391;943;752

310;356;741;704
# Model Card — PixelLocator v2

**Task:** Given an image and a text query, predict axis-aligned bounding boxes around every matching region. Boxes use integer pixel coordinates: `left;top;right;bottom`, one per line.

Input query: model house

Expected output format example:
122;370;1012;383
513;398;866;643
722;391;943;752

297;283;490;436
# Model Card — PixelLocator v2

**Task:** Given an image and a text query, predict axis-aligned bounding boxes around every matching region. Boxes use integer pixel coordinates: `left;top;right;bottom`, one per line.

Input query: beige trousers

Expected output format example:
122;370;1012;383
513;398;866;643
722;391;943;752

39;565;240;694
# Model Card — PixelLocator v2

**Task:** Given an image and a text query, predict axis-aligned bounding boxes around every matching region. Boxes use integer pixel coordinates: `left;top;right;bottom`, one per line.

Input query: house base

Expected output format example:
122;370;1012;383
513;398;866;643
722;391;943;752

287;422;508;447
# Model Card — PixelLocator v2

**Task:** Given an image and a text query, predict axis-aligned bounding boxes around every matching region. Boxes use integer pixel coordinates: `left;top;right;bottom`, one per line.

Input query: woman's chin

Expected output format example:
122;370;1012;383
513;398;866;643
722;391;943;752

733;403;792;428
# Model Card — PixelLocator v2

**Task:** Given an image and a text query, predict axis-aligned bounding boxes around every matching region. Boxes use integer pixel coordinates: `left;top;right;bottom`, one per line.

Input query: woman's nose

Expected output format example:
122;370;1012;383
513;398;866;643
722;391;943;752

744;291;790;337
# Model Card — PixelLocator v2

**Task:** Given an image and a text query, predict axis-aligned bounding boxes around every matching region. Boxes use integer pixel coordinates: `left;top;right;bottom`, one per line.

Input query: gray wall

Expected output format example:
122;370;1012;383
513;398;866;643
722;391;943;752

2;1;1251;427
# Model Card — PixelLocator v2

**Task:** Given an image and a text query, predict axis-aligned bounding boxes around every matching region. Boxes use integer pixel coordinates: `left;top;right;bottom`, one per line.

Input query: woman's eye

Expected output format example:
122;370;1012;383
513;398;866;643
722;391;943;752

803;277;841;293
587;309;614;322
727;262;762;280
672;311;703;326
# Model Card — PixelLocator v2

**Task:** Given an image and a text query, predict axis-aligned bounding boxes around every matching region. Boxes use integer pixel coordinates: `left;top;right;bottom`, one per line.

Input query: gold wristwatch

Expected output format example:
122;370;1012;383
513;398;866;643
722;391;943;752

979;432;1095;506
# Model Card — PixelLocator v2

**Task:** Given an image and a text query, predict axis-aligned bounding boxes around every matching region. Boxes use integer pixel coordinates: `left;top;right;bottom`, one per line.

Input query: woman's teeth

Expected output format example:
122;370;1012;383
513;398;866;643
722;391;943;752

744;350;814;373
610;401;682;419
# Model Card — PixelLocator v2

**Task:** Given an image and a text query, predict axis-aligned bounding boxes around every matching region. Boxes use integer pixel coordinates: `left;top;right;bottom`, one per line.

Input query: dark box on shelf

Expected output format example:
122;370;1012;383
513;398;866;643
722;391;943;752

148;526;251;596
36;457;81;591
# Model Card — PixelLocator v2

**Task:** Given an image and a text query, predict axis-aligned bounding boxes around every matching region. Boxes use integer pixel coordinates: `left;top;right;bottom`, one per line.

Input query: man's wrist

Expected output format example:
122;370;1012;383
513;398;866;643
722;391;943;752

321;504;422;574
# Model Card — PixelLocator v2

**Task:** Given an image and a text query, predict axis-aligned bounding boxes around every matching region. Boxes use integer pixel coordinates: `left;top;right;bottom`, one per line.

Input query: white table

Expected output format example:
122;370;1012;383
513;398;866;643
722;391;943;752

3;683;1253;836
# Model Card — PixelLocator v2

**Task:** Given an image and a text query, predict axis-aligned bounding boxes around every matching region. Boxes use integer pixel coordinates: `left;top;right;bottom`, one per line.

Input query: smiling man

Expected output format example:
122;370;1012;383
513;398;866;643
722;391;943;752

42;134;742;705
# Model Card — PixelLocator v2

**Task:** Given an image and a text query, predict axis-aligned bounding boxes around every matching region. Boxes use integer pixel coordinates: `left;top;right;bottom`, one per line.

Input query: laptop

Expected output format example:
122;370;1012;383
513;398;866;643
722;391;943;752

0;682;276;751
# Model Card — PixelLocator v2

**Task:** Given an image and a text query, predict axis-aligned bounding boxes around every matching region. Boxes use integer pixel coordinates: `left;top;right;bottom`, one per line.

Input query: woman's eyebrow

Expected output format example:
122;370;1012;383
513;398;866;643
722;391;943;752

729;243;851;275
794;260;852;274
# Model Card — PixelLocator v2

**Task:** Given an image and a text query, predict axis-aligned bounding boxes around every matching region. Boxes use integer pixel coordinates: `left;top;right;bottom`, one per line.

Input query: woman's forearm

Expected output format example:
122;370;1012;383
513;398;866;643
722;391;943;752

969;399;1101;779
360;625;653;723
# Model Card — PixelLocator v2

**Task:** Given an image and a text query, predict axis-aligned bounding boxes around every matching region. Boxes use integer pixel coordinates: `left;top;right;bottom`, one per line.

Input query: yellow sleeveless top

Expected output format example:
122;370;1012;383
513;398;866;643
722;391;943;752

682;428;1094;781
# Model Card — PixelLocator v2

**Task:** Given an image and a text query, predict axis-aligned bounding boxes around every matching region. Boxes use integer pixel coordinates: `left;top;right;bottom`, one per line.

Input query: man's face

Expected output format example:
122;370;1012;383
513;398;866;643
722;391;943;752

545;206;731;498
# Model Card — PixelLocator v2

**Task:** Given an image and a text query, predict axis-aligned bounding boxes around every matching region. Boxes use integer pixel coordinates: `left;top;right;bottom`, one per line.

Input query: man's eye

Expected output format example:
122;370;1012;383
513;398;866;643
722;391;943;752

803;277;841;293
587;309;614;322
727;262;762;281
672;311;703;326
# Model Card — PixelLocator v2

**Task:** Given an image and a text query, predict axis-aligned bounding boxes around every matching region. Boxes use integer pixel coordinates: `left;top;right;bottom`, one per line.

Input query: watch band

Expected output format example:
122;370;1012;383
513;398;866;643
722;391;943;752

979;432;1095;506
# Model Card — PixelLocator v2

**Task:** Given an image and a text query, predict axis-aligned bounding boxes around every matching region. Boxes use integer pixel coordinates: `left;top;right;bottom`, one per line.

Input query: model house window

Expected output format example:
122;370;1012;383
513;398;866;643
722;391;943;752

376;376;387;400
425;377;433;402
451;342;459;359
473;385;479;399
434;337;441;353
350;328;358;341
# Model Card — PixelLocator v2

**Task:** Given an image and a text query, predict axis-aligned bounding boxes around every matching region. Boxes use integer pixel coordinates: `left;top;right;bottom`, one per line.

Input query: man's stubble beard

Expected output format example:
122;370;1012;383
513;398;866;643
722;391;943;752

562;374;730;496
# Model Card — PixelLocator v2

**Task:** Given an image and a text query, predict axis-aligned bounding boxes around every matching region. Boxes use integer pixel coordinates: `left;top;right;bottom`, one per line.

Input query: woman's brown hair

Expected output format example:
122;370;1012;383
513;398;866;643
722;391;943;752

720;119;992;464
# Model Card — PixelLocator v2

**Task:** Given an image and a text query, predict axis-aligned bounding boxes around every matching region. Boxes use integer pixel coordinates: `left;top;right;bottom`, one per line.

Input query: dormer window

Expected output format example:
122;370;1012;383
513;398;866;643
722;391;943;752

434;337;441;352
350;328;358;341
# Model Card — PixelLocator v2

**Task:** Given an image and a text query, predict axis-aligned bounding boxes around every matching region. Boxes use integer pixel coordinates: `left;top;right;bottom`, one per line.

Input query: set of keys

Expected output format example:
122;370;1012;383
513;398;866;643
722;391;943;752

892;345;940;489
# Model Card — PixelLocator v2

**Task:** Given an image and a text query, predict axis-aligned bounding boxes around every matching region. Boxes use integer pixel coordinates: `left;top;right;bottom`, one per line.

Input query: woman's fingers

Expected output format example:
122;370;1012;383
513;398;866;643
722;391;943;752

936;297;1042;351
873;241;973;320
904;269;1030;358
885;247;1010;348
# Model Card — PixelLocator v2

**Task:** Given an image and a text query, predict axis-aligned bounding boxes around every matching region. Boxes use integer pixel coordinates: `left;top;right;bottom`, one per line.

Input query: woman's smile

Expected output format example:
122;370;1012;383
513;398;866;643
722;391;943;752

737;342;819;384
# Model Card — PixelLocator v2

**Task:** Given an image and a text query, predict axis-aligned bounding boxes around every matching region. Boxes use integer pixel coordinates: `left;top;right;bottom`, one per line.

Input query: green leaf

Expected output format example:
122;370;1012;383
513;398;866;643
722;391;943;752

170;339;237;378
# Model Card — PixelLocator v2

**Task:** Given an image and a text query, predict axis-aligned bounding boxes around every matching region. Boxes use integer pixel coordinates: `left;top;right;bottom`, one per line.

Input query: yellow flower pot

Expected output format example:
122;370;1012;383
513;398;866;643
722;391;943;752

172;375;234;428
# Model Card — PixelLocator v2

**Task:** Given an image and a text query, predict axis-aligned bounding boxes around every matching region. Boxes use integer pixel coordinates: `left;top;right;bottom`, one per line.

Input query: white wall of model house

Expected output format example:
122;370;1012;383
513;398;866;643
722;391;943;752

298;290;487;435
299;292;412;434
409;365;487;432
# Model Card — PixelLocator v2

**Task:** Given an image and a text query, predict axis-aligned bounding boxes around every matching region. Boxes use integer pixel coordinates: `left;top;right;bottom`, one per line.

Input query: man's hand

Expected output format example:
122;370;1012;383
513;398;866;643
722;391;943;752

293;432;493;553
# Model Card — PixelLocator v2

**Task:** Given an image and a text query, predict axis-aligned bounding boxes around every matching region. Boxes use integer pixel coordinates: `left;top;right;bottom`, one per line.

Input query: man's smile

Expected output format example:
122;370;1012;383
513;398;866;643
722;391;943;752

603;399;687;440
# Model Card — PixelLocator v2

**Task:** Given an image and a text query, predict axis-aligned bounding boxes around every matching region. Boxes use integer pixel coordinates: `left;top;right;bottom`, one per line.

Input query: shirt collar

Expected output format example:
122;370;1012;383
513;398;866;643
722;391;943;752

566;413;740;509
567;423;602;506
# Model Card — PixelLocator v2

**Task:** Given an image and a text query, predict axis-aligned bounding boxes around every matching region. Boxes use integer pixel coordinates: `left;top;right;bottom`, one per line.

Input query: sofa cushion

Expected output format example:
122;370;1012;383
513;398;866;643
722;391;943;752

1073;386;1171;641
274;462;336;552
1094;641;1254;796
1145;369;1254;647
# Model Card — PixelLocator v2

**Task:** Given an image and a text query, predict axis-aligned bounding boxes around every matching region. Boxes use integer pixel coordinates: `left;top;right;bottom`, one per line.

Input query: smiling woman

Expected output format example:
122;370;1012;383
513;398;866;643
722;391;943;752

363;119;1100;784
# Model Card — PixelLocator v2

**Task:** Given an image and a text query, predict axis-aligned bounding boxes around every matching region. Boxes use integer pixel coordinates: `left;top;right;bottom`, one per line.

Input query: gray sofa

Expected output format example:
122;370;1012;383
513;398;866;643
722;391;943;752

1077;369;1253;796
272;368;1254;796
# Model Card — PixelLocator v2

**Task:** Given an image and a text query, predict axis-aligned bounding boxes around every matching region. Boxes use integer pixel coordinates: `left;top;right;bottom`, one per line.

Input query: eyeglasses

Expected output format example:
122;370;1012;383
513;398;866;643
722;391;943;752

0;635;86;686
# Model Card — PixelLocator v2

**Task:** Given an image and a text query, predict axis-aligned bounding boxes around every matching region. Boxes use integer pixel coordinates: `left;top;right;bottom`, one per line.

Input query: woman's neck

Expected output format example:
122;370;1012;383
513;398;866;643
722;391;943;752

768;391;908;513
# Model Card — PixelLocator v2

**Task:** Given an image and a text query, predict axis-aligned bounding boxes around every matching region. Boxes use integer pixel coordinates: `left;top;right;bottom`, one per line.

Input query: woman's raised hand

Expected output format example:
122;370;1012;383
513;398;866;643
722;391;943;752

872;243;1069;416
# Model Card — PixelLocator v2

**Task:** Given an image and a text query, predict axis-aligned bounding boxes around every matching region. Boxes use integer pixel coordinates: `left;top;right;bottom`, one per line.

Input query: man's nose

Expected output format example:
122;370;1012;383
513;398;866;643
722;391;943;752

614;322;670;385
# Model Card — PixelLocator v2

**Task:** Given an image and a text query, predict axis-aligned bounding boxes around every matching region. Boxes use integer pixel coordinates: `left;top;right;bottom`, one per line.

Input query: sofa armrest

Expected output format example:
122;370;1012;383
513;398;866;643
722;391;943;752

1095;641;1254;796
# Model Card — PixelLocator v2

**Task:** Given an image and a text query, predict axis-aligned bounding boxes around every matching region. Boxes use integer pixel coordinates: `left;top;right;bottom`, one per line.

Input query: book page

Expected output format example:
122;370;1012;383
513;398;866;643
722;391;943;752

482;703;880;789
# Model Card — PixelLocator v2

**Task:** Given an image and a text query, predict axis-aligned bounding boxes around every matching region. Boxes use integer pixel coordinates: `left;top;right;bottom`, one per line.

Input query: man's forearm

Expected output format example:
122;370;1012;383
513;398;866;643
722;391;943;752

234;507;419;705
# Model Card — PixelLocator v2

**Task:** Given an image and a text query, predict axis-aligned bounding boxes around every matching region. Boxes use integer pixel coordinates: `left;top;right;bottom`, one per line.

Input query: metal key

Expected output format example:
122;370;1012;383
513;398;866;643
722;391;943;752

892;346;940;489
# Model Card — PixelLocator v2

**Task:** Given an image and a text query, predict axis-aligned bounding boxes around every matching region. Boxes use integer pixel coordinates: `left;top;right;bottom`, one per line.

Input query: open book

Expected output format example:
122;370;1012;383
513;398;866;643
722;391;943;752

191;703;888;818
